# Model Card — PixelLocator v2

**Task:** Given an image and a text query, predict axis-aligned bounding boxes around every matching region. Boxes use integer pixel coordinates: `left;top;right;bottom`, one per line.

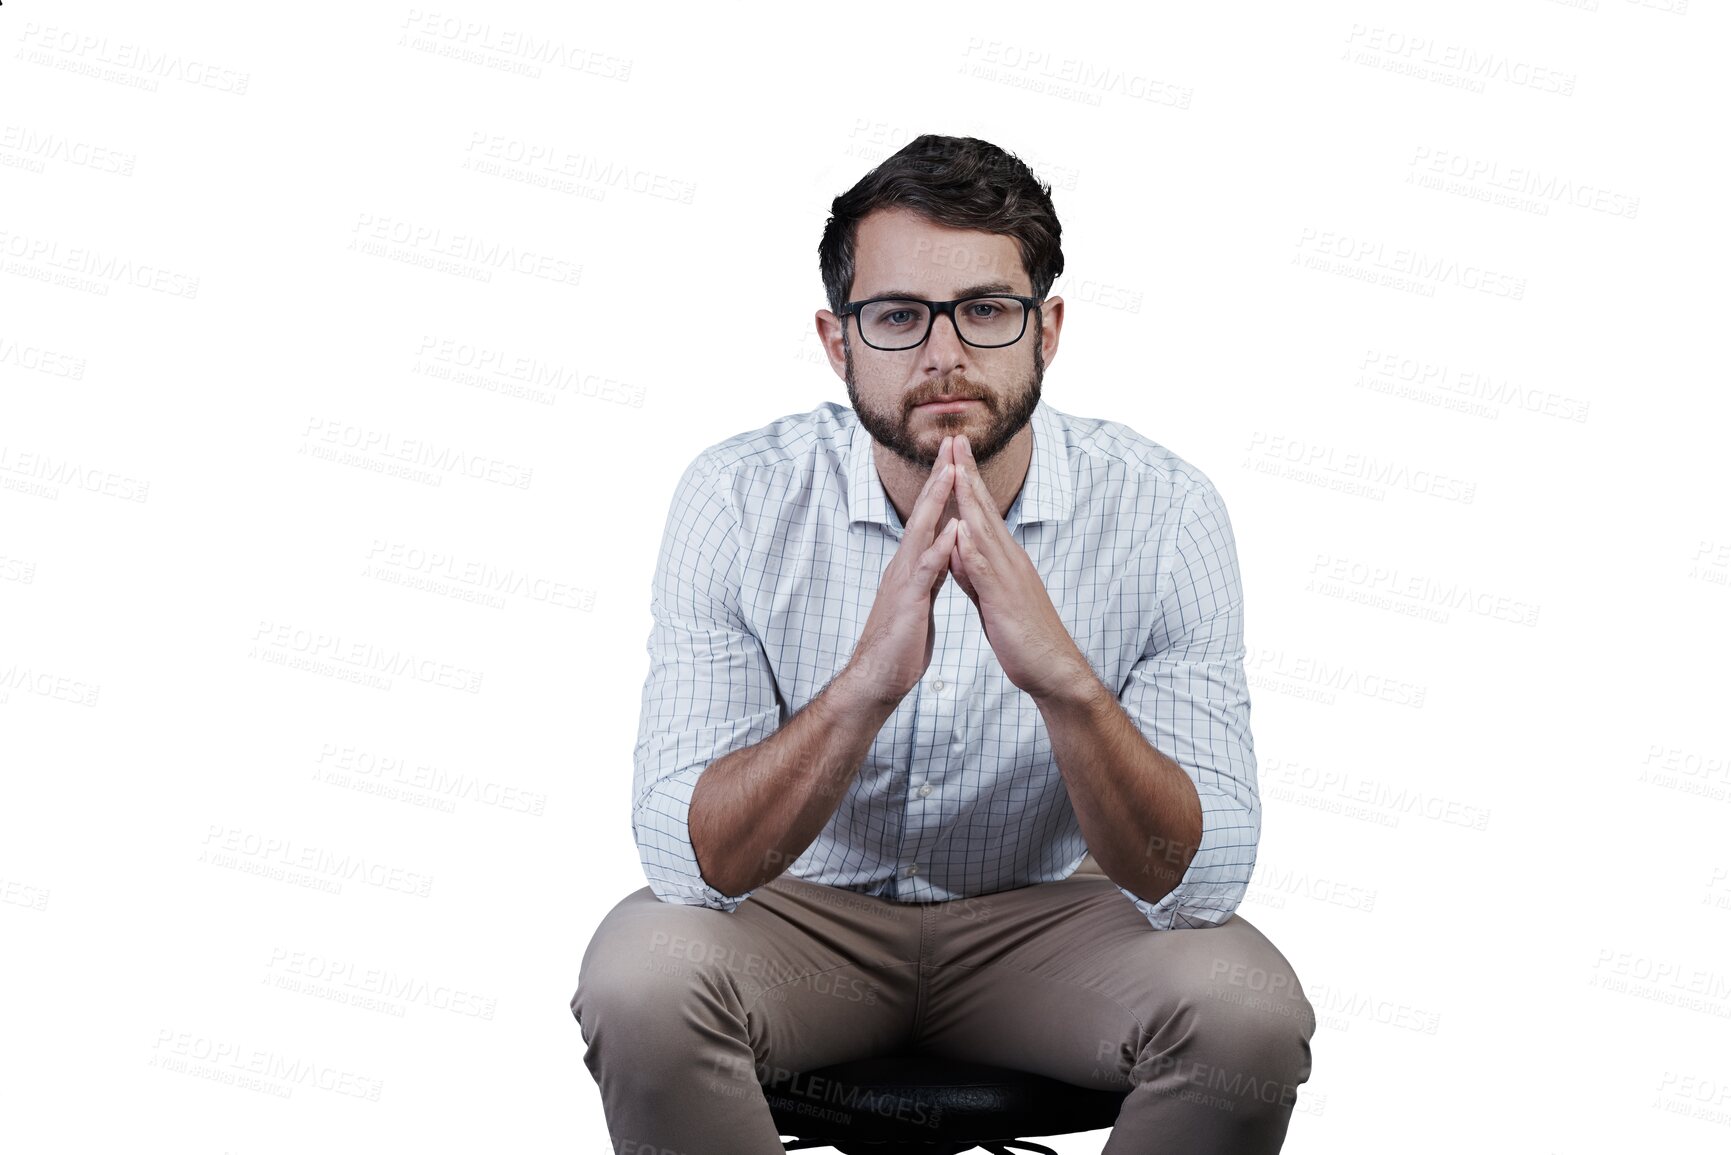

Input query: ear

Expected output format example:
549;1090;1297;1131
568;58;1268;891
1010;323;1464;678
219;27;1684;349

1038;295;1064;369
814;309;848;382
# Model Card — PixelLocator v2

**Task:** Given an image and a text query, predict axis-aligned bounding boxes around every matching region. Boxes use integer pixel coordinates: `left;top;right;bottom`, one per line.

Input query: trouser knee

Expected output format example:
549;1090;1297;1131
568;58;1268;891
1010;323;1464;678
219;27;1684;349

1138;959;1314;1106
573;899;758;1053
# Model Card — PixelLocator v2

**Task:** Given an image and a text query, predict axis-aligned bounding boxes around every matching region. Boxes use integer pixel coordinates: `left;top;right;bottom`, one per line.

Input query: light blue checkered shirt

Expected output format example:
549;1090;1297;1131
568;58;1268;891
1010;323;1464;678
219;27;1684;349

631;397;1259;931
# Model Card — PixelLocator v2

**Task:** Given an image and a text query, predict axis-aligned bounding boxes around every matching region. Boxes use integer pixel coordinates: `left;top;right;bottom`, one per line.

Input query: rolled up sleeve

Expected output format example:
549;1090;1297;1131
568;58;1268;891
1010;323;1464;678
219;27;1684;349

1113;475;1260;931
631;453;783;911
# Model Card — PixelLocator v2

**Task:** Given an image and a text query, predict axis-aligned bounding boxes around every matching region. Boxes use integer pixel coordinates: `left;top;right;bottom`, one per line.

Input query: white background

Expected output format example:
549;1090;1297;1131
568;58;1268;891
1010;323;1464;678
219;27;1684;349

4;1;1729;1152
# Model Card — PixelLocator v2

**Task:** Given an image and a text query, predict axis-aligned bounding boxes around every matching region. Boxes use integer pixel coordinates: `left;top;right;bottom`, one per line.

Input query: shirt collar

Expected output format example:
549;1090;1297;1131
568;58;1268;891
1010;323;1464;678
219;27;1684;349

845;397;1075;534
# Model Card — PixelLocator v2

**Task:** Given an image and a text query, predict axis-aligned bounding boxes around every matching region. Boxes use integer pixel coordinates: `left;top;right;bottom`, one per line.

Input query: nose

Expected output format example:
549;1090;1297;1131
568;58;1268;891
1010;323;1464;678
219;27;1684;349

921;305;967;366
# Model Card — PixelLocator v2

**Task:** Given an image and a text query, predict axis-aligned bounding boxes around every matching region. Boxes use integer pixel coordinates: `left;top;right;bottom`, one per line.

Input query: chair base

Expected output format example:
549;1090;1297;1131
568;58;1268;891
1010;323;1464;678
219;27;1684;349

768;1053;1126;1155
783;1138;1059;1155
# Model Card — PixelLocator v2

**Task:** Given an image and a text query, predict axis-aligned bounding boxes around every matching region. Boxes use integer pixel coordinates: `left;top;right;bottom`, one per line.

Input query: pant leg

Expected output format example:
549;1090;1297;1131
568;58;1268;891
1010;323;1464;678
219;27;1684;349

571;875;925;1155
914;871;1317;1154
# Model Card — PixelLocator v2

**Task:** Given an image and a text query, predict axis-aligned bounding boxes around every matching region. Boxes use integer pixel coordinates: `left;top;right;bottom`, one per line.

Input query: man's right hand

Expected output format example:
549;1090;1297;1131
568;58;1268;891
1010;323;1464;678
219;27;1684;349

842;434;961;708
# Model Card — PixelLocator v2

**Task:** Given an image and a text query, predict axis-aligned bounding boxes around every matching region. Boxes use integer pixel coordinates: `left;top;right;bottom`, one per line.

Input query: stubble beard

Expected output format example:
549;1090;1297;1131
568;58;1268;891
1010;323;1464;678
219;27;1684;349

843;321;1045;472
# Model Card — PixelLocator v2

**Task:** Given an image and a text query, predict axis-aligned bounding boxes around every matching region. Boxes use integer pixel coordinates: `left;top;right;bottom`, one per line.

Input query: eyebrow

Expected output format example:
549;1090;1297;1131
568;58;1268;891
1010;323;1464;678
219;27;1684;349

864;282;1023;300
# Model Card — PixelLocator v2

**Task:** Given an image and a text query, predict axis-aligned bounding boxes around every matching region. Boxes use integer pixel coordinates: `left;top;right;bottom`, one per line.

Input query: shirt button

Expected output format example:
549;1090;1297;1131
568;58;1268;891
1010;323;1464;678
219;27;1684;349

918;784;933;797
905;864;919;876
932;679;946;693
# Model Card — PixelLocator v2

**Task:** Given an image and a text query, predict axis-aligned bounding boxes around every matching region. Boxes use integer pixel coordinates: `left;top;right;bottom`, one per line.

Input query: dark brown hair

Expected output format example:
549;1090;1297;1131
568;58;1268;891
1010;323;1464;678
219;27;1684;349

818;134;1064;318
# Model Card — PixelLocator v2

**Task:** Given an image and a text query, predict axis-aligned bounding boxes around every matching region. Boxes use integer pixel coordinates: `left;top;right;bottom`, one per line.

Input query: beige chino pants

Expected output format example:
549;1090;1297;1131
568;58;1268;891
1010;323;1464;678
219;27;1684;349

571;856;1317;1154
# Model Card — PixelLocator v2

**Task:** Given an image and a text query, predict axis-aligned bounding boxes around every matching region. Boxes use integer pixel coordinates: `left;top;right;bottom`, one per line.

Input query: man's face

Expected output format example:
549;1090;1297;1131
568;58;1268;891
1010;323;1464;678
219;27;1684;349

830;207;1053;471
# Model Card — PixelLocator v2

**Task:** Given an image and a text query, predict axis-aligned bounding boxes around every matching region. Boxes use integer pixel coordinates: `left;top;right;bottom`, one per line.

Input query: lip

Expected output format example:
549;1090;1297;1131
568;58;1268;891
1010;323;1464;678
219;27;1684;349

916;399;980;413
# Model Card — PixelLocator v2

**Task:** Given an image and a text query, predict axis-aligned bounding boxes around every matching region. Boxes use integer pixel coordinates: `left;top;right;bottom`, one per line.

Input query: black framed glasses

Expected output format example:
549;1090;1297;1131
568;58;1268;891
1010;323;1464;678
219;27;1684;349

839;294;1041;351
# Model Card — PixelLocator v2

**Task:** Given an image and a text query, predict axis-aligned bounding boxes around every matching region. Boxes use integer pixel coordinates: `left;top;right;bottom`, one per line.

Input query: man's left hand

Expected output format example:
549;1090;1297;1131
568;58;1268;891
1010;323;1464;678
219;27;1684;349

946;433;1094;703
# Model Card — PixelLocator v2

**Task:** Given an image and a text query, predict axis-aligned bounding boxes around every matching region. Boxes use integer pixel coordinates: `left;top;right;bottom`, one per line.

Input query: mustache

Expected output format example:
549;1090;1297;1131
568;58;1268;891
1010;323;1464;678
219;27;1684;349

910;385;987;407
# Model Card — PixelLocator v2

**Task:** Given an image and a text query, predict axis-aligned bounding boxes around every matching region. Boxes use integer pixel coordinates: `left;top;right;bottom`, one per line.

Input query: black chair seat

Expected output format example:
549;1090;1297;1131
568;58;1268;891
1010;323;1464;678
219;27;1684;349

767;1052;1129;1154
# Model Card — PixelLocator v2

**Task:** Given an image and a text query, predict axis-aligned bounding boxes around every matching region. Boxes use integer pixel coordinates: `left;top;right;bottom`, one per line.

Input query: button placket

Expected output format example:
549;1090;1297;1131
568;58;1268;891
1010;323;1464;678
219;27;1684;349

900;577;964;886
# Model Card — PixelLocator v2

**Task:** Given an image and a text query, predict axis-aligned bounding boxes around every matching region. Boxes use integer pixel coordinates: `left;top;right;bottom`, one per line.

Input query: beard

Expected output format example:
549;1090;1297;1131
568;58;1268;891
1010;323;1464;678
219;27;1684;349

843;318;1045;472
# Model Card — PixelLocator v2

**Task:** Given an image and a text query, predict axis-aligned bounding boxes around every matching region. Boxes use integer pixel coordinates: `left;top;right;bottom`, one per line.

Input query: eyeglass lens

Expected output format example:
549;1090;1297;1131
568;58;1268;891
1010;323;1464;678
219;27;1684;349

857;297;1026;350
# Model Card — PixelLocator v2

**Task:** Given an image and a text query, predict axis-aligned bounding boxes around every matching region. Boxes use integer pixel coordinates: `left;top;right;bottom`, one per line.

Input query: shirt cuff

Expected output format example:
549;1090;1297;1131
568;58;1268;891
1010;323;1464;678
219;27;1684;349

1109;788;1258;931
632;764;760;911
1114;879;1242;931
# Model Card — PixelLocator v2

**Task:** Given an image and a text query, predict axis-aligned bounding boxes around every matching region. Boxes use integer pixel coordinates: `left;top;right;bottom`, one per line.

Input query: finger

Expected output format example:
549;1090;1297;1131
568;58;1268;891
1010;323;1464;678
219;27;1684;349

924;434;955;495
911;435;951;507
956;436;997;514
926;435;954;488
921;517;960;585
956;518;993;596
937;432;958;482
954;448;1002;557
906;452;957;546
951;442;983;538
948;531;977;602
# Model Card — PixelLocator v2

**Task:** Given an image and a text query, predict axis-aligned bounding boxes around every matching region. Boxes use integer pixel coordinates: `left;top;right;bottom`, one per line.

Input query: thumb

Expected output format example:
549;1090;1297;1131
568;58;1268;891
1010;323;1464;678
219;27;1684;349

929;563;949;598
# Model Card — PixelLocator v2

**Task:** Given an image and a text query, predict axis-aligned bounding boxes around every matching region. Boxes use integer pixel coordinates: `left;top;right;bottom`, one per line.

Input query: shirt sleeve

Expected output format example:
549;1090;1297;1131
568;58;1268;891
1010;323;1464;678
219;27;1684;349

631;452;784;911
1111;474;1261;930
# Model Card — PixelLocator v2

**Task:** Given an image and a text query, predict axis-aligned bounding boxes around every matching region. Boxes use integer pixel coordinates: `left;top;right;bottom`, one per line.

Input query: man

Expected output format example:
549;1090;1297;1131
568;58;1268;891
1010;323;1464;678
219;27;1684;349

572;134;1316;1154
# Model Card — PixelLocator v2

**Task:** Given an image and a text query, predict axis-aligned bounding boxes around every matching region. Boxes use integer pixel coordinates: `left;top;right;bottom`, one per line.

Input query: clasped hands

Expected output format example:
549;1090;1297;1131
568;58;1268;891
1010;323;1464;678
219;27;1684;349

930;433;1090;704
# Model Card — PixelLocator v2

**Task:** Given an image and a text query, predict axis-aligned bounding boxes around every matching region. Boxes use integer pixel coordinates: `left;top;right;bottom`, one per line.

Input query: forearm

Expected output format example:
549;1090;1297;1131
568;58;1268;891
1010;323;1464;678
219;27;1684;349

1035;672;1204;906
689;666;897;897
